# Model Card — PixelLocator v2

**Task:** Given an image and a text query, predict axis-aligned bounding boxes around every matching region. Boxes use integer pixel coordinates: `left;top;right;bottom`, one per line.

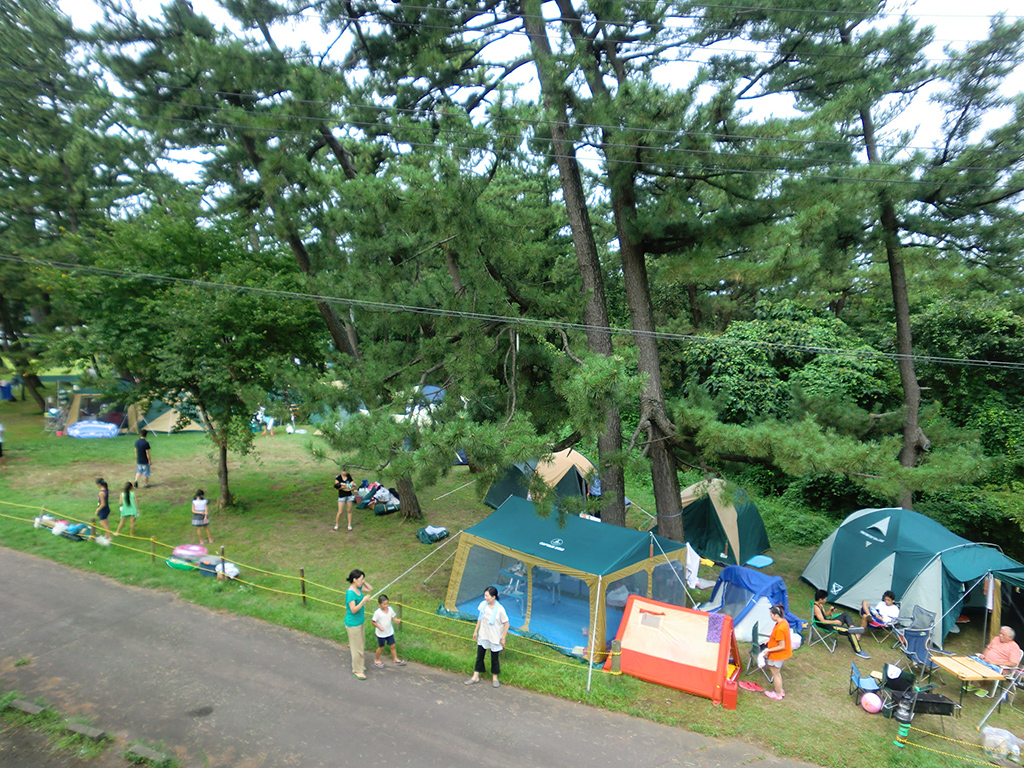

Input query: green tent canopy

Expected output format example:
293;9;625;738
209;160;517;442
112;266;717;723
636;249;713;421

802;507;1023;647
442;496;688;660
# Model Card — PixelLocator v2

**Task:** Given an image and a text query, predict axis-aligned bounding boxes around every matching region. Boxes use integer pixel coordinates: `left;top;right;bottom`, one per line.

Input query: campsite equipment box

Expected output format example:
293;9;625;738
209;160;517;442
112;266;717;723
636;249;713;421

196;555;223;578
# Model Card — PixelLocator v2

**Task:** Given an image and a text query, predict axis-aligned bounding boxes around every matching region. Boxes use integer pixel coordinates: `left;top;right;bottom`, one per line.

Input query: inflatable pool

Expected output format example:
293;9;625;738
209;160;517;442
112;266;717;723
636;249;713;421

172;544;207;560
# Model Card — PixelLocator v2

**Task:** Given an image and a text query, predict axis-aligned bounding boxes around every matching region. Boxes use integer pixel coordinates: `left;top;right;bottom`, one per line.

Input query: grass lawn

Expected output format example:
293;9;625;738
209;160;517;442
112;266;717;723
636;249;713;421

0;396;1019;768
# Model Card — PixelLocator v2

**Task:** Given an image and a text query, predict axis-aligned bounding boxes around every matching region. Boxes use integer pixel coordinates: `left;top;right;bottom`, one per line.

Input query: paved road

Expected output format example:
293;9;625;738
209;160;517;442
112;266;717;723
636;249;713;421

0;547;812;768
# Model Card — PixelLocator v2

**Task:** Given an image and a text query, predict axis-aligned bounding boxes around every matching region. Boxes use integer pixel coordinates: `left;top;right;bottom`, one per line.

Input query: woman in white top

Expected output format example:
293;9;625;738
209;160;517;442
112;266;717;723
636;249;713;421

191;489;214;545
465;586;509;688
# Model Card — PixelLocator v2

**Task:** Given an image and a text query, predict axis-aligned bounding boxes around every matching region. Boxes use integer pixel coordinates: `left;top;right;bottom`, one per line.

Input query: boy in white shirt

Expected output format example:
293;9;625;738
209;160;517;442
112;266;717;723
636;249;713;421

371;595;407;668
860;590;900;629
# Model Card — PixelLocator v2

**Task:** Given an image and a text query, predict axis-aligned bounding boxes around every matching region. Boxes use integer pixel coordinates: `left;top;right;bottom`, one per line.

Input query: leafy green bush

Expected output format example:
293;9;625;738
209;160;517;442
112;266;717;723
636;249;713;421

916;486;1024;561
759;497;835;546
779;473;887;519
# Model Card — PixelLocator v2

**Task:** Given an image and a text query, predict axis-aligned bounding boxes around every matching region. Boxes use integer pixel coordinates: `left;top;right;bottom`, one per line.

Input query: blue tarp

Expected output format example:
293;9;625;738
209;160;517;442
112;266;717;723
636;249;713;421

704;565;804;634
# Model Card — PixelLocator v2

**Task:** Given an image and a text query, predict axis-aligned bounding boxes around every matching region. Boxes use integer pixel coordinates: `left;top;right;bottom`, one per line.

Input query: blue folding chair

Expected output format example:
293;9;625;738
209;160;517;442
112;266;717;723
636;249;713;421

849;660;880;704
896;626;948;685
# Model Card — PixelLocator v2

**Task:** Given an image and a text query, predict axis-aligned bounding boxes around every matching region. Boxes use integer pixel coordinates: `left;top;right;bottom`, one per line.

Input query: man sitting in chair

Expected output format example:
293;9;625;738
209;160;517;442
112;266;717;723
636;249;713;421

813;590;870;659
968;626;1022;698
860;590;900;630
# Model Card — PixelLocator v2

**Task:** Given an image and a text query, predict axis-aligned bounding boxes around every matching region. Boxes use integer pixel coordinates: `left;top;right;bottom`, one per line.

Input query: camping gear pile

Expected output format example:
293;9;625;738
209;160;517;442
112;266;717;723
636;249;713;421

165;545;239;579
354;481;401;515
36;514;94;542
417;526;449;544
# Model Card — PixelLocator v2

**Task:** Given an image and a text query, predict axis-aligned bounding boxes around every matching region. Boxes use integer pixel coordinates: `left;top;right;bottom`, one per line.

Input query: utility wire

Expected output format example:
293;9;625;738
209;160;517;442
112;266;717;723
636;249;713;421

5;252;1024;372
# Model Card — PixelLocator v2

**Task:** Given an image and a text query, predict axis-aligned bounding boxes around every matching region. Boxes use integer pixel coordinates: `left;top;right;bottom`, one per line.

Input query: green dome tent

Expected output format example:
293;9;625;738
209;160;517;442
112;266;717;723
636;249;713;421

802;507;1024;648
678;479;770;566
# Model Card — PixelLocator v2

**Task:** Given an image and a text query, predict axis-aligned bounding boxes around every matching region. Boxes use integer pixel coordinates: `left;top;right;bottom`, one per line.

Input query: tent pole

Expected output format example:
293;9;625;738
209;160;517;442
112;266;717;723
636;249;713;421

587;575;602;693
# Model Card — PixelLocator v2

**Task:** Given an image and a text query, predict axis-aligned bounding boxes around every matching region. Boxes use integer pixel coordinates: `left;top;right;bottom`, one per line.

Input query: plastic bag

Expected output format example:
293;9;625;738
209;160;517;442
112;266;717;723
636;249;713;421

981;726;1023;763
757;650;767;669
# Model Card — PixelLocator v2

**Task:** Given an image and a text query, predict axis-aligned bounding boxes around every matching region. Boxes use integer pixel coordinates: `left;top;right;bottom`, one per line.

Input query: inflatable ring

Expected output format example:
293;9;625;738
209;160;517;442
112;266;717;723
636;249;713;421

172;544;207;560
166;557;197;571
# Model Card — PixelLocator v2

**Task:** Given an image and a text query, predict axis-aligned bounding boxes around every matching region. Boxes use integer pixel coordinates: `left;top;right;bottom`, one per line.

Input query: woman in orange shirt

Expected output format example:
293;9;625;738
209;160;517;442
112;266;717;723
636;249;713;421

763;603;792;700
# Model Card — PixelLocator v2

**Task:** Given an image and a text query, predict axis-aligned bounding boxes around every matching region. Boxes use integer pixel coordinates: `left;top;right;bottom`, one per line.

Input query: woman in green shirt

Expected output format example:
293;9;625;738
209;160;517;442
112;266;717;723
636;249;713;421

345;569;374;679
115;482;140;537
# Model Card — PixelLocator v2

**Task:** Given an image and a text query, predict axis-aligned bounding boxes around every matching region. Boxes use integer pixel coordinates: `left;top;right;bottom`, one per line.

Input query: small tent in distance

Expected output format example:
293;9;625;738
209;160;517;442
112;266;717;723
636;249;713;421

65;390;129;436
484;448;594;509
441;496;689;660
802;507;1024;647
679;479;770;566
128;400;204;434
606;596;741;709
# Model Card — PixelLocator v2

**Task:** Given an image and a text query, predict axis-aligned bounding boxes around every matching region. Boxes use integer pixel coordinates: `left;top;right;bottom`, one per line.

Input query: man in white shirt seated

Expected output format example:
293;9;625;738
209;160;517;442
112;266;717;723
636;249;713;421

860;590;900;629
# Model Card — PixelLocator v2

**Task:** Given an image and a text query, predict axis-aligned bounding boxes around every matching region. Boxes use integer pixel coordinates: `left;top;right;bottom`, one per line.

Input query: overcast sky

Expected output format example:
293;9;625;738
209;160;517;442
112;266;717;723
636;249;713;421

55;0;1023;176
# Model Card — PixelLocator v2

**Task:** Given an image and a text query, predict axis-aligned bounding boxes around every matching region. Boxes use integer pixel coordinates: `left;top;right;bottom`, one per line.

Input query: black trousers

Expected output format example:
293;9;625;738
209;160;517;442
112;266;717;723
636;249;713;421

475;645;501;676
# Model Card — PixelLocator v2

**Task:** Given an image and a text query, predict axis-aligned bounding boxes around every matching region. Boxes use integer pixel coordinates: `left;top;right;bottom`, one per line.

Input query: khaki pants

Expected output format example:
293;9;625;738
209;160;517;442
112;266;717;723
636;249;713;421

346;624;365;676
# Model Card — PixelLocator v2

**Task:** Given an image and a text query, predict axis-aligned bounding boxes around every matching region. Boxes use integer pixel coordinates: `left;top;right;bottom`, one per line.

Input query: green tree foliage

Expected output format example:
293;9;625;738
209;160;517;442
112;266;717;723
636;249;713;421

0;0;145;408
48;198;323;507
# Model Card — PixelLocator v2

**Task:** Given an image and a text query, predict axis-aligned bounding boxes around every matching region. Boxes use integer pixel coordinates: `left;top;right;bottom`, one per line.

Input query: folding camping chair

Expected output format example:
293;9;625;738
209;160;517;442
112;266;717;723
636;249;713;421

849;660;880;705
896;626;948;685
864;601;903;645
978;663;1024;729
745;621;771;683
807;601;839;653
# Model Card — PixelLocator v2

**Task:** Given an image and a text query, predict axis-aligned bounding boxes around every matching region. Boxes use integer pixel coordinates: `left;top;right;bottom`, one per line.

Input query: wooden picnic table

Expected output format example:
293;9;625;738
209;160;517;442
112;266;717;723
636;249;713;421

929;655;1004;704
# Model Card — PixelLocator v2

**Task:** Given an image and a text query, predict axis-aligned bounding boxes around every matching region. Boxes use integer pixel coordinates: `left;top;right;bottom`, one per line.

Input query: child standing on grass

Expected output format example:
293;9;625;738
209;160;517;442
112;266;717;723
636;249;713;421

115;481;139;537
761;603;792;700
191;489;214;545
371;594;407;668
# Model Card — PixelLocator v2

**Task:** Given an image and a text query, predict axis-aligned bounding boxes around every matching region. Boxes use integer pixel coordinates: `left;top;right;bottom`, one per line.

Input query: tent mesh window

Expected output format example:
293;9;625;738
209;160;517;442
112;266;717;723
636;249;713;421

605;572;649;637
454;546;506;606
651;560;689;607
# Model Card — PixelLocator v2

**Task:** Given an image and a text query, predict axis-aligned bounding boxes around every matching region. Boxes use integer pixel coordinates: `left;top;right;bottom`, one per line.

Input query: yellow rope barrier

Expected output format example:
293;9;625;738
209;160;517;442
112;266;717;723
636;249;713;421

908;725;984;748
2;501;621;674
902;740;994;766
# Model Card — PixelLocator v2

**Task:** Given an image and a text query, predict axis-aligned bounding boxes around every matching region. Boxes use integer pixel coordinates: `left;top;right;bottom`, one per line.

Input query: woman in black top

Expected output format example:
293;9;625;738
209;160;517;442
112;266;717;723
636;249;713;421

333;471;356;532
94;478;111;537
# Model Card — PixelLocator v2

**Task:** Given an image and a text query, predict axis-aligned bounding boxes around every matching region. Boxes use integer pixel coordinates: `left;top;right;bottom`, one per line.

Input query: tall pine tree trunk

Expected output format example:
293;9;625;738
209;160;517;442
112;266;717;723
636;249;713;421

611;183;683;540
857;104;929;509
396;477;422;520
522;0;626;524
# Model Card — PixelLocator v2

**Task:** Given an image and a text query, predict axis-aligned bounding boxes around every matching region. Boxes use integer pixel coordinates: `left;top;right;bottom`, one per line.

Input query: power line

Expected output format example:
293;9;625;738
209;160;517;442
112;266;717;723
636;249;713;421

4;252;1023;372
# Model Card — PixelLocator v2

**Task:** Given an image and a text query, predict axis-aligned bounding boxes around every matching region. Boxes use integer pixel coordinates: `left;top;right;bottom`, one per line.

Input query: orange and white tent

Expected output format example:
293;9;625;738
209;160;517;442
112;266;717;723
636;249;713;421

606;595;741;709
